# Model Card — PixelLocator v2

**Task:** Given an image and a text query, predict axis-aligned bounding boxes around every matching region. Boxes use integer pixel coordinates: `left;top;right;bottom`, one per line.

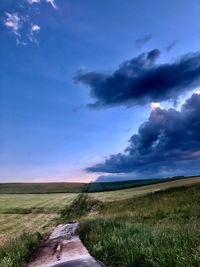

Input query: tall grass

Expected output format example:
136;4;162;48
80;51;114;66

0;232;43;267
79;184;200;266
80;218;200;267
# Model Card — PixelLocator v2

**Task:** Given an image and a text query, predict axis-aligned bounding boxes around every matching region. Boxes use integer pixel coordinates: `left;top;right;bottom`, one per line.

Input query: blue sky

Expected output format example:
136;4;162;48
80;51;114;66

1;0;200;182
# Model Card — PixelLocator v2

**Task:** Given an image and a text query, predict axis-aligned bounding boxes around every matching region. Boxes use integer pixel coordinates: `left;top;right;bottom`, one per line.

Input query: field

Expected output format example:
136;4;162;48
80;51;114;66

0;182;87;194
1;177;200;266
79;177;200;267
0;193;77;243
87;176;187;192
0;193;76;213
90;176;200;202
0;213;58;243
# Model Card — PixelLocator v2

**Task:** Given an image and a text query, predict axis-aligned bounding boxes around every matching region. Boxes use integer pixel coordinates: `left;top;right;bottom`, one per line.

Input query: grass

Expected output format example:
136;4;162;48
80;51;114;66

0;192;81;266
0;232;43;267
0;213;59;244
87;176;188;192
0;193;78;243
0;182;87;194
89;176;200;202
0;193;77;213
1;177;200;266
79;182;200;266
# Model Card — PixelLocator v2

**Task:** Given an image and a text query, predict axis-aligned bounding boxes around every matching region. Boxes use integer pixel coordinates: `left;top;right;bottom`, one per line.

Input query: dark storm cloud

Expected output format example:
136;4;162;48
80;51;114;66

135;34;152;48
74;50;200;108
86;93;200;177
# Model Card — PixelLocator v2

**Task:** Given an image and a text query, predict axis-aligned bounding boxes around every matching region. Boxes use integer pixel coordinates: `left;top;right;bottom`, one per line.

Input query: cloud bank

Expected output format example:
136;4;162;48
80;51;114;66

74;50;200;108
86;92;200;178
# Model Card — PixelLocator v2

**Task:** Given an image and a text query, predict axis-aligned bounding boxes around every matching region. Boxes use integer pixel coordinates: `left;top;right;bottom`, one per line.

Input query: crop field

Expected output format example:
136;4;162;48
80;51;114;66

79;177;200;267
0;182;87;194
0;193;77;213
0;193;77;245
89;176;200;202
88;176;187;192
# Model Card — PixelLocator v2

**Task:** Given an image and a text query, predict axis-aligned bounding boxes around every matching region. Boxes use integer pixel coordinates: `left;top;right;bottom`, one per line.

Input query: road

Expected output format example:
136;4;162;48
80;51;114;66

27;223;106;267
52;256;105;267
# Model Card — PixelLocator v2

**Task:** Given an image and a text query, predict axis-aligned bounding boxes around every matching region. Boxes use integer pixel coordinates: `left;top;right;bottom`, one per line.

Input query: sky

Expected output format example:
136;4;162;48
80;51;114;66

0;0;200;183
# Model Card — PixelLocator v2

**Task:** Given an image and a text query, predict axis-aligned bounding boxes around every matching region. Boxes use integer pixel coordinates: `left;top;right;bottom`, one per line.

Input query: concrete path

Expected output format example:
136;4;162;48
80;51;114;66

27;223;105;267
52;257;105;267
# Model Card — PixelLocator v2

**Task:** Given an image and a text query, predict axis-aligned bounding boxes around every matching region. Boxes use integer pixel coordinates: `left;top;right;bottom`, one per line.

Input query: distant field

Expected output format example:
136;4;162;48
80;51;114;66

0;193;77;213
0;193;78;245
0;182;87;194
88;176;199;192
90;176;200;202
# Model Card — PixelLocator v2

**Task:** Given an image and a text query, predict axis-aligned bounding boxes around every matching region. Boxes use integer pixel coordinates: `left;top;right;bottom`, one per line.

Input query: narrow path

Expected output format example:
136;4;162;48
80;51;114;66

28;192;105;267
27;223;105;267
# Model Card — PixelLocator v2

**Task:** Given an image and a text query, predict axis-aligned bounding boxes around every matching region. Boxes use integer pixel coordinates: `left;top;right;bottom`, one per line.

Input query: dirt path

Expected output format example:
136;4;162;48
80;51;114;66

27;223;105;267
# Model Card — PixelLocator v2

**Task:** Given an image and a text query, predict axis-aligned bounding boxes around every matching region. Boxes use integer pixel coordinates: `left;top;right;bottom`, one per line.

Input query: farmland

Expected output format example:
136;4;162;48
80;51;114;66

1;177;200;266
0;193;77;243
0;193;77;213
0;213;58;243
0;192;79;266
90;176;200;202
87;176;187;192
0;182;87;194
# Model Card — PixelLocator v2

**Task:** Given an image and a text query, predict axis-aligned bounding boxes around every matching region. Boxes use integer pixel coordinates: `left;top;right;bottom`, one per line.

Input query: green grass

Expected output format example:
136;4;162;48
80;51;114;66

0;193;77;213
0;192;81;266
88;176;187;192
80;219;200;267
0;232;43;267
0;182;87;194
0;193;79;243
90;176;200;202
0;213;59;243
79;183;200;267
1;178;200;266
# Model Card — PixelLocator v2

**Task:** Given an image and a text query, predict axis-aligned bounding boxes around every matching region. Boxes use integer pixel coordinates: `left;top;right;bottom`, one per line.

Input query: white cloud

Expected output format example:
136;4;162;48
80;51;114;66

29;24;40;43
4;12;21;36
46;0;57;9
32;24;40;32
3;0;58;45
150;102;164;110
195;89;200;95
27;0;57;8
27;0;40;4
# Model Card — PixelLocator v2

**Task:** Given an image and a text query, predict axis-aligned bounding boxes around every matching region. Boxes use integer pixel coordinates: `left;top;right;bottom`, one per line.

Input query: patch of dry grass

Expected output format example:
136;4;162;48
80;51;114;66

0;213;59;244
